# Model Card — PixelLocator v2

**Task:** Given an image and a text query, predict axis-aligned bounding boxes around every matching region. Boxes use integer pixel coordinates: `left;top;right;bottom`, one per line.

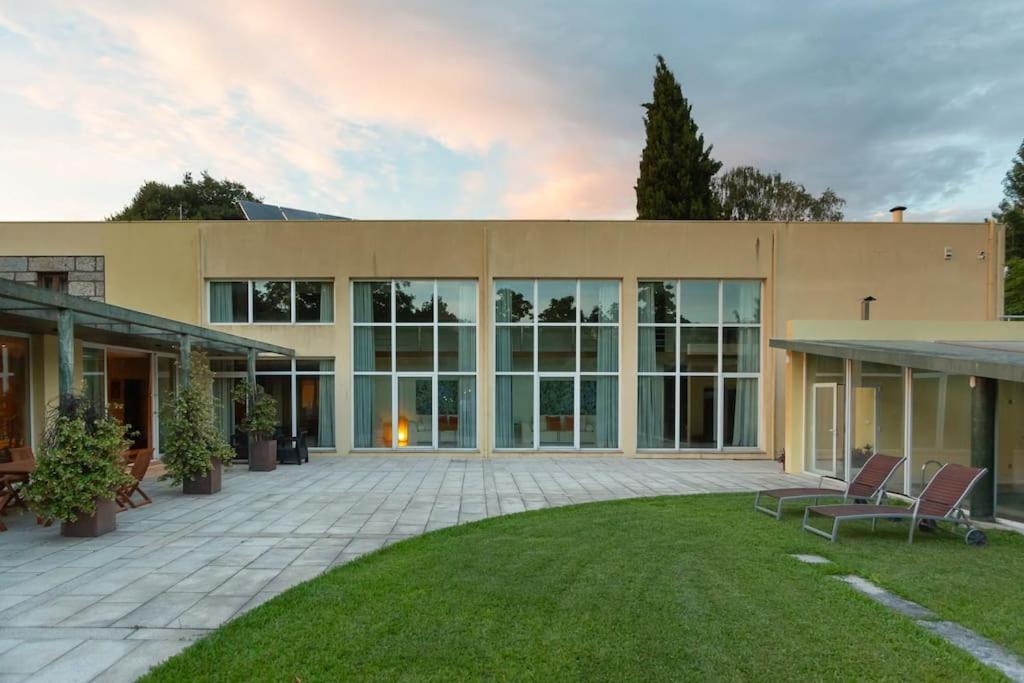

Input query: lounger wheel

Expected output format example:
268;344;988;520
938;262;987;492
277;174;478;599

965;529;987;546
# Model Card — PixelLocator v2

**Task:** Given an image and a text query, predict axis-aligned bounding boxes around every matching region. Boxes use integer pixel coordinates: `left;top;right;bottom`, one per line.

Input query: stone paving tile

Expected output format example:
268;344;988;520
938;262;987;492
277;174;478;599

25;640;140;683
0;456;807;681
0;639;82;675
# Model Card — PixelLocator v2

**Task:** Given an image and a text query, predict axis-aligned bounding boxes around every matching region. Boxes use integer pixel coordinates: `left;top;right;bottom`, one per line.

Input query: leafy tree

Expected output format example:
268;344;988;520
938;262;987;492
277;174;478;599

108;171;258;220
714;166;845;221
635;55;721;219
995;141;1024;316
1006;258;1024;316
994;140;1024;262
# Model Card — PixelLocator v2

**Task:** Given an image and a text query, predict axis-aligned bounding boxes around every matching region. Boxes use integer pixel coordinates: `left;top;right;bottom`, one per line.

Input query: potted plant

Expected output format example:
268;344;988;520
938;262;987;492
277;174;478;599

24;394;133;538
234;379;280;471
161;350;233;494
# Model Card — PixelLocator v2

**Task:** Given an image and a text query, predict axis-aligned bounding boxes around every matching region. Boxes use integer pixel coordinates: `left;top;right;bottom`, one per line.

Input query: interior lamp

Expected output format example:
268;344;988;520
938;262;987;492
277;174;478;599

397;417;409;447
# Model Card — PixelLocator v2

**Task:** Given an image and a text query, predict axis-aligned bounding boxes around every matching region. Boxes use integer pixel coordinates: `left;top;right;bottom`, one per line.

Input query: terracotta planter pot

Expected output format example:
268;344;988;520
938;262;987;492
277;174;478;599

183;459;222;495
249;439;277;472
61;498;117;537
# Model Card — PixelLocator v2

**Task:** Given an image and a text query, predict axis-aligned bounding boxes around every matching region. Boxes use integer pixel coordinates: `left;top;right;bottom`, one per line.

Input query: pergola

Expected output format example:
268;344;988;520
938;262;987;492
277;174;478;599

0;278;294;393
770;337;1024;518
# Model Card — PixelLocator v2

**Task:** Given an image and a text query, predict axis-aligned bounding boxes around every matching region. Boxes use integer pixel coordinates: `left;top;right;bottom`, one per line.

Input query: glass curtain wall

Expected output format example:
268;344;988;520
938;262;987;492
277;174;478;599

910;371;971;495
803;354;846;477
0;334;29;450
638;280;760;450
996;379;1024;521
156;356;176;454
211;358;336;448
850;361;906;491
209;280;334;324
494;279;619;450
353;280;477;449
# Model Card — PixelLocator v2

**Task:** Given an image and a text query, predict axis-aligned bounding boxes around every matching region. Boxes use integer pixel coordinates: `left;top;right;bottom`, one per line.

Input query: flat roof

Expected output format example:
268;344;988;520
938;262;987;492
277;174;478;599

769;338;1024;383
0;278;293;357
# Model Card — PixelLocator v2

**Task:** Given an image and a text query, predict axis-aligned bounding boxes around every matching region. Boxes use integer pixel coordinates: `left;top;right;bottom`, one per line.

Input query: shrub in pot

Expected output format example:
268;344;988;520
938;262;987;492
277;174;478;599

233;379;280;472
161;350;233;494
24;394;133;538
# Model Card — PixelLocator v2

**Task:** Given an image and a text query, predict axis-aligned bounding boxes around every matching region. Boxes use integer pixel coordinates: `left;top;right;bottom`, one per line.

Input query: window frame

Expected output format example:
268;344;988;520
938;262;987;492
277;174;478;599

207;279;335;326
210;357;336;450
0;329;34;450
493;278;621;451
81;344;108;407
351;279;478;452
637;279;762;452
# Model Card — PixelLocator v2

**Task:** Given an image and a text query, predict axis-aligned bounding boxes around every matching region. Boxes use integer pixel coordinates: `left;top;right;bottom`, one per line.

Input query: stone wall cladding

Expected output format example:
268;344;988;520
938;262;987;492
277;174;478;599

0;255;106;302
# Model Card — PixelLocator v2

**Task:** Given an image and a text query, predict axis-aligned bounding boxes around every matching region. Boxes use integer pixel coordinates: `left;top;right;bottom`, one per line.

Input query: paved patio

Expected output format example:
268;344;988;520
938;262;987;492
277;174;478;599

0;455;809;682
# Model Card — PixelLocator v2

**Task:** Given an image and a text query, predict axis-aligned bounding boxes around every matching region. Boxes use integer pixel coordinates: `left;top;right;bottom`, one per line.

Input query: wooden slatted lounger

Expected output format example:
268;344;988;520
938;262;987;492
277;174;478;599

754;453;906;519
803;463;989;545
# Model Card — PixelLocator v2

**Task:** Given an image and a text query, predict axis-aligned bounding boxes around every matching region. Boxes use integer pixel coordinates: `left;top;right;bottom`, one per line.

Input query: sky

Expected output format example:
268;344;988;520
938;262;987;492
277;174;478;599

0;1;1020;222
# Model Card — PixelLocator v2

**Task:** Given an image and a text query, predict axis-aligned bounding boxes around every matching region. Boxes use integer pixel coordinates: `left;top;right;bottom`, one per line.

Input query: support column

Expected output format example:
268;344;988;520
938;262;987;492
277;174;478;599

178;334;192;388
970;376;996;519
246;348;257;390
57;308;75;400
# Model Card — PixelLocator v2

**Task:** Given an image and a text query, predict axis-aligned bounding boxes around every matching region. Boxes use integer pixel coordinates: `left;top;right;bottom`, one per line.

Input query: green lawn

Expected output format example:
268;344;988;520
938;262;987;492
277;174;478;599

145;494;1023;682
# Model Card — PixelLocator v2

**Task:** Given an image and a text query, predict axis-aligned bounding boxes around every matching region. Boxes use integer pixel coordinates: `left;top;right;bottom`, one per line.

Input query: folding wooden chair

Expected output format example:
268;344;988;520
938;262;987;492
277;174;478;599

117;448;154;510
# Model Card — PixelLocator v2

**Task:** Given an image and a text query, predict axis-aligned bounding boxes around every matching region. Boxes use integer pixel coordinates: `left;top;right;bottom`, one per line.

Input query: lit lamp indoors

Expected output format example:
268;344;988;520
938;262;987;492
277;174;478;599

396;416;409;447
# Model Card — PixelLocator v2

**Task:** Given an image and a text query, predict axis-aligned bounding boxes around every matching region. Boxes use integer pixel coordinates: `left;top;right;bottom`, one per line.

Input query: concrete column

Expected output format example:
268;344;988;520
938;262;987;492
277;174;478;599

57;308;74;399
970;376;996;519
178;334;192;388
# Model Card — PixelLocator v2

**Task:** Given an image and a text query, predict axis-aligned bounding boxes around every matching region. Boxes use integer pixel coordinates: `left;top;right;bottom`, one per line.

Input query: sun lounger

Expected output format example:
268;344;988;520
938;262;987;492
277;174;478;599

803;463;988;545
754;453;905;519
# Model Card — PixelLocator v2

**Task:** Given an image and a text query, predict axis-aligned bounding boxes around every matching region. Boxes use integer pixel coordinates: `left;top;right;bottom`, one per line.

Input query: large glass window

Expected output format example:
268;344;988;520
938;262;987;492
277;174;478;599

0;334;30;450
82;346;106;408
353;280;477;449
638;280;761;450
910;371;971;495
208;280;334;324
495;279;619;450
996;379;1024;522
851;361;906;491
211;358;336;449
803;354;846;477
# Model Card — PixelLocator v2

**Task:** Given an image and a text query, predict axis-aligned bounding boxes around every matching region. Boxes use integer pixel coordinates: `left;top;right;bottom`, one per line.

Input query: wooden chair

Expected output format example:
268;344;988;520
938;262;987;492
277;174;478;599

117;448;154;510
0;447;37;531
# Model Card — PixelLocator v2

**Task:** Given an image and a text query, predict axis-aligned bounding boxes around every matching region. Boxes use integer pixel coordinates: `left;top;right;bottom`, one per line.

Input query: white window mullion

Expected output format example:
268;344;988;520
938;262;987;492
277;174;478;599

290;281;296;324
290;360;298;438
247;281;254;324
717;280;724;450
433;281;439;449
392;280;398;450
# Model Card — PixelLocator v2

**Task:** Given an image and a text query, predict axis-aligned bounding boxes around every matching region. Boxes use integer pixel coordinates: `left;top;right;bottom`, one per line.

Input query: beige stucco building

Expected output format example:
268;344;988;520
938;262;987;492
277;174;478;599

4;217;1023;519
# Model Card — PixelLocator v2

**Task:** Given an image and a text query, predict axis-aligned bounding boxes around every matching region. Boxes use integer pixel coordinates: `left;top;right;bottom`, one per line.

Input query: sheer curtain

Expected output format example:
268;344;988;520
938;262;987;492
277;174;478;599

731;285;759;447
637;285;664;448
317;364;335;448
319;282;334;323
212;378;235;441
495;328;513;448
595;327;618;448
353;283;375;448
456;377;476;448
210;283;232;322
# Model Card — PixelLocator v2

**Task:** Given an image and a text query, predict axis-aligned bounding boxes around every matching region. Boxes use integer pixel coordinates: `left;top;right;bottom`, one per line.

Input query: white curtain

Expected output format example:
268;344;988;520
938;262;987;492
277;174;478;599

637;284;665;447
317;371;335;448
456;377;476;448
319;282;334;323
495;326;513;448
210;282;233;322
731;285;759;447
595;327;618;448
212;378;235;441
353;283;376;448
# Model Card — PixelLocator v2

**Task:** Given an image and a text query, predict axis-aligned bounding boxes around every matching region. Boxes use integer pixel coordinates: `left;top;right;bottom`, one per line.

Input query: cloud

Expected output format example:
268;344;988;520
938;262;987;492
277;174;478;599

0;0;1020;221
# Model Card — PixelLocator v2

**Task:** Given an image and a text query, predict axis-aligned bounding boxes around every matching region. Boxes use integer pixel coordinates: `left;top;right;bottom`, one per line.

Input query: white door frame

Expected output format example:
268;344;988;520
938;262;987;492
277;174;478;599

810;382;839;476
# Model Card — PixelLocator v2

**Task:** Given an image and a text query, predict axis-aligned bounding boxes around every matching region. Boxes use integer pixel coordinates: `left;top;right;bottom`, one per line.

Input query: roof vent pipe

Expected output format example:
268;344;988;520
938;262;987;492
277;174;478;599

890;206;906;223
861;296;876;321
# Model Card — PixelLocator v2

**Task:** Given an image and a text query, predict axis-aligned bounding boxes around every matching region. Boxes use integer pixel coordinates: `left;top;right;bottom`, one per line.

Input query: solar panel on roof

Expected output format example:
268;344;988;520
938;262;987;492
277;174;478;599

238;199;349;221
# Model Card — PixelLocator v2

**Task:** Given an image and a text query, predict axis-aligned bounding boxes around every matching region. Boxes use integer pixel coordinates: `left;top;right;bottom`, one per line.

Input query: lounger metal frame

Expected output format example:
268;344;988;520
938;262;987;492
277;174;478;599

801;463;988;544
753;453;905;519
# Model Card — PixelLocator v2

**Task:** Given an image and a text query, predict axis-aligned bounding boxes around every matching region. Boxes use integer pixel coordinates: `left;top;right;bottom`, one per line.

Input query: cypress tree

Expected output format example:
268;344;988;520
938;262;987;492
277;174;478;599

635;55;721;219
